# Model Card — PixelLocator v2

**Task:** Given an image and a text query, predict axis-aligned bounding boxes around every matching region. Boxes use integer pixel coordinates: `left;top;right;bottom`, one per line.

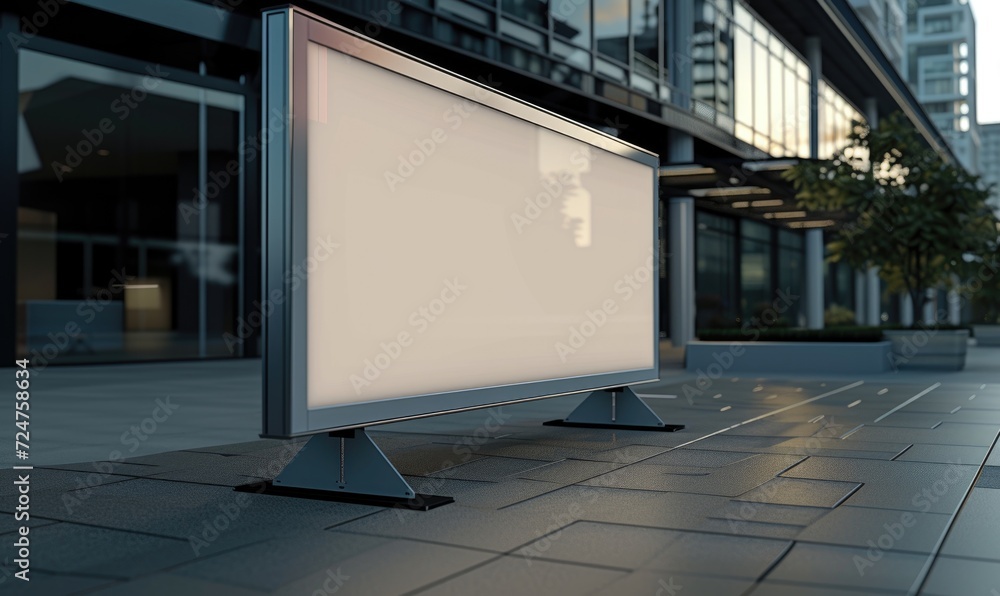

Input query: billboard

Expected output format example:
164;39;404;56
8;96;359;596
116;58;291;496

262;7;660;438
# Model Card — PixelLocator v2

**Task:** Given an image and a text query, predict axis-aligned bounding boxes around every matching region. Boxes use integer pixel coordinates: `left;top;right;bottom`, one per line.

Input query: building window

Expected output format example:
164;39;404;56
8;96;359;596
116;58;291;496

818;80;865;159
595;0;629;63
502;0;549;27
740;219;773;323
16;49;246;363
696;212;738;329
551;0;591;48
631;0;660;78
924;77;954;96
923;15;953;34
730;1;810;157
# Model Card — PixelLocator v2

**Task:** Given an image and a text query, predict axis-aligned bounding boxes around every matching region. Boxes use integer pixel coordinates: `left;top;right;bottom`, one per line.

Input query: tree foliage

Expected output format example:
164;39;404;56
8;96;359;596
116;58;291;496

784;112;999;325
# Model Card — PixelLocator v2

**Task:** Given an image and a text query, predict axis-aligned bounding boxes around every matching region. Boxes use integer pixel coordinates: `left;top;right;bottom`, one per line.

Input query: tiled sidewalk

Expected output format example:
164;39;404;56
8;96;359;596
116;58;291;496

1;371;998;595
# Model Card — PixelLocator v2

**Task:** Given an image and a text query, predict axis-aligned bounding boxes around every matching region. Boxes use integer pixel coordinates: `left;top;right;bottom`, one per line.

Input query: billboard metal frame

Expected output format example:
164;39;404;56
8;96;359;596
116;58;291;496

261;6;661;440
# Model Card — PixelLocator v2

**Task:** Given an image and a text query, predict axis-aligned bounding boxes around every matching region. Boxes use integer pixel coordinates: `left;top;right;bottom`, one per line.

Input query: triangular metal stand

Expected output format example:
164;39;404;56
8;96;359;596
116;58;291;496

235;428;453;510
544;386;684;432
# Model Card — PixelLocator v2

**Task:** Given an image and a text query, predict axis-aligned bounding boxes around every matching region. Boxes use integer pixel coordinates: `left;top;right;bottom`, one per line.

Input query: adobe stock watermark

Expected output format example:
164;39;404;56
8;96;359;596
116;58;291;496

681;287;800;404
309;567;350;596
726;417;843;533
6;0;67;50
62;397;181;515
841;191;897;243
179;107;290;224
886;308;951;372
555;250;654;362
188;440;303;556
853;460;966;576
392;407;512;520
510;154;591;235
654;578;683;596
518;502;585;565
50;65;170;181
383;75;502;192
350;278;468;394
27;268;136;372
223;235;340;353
519;446;642;565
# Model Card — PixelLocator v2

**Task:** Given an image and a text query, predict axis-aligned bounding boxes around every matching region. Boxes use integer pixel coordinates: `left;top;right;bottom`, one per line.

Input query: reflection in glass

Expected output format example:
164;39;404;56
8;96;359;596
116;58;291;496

631;0;660;78
777;229;804;326
696;212;738;329
740;219;773;322
692;0;733;114
753;41;769;142
595;0;629;63
16;49;244;363
552;0;591;47
769;52;784;156
503;0;548;27
734;25;753;131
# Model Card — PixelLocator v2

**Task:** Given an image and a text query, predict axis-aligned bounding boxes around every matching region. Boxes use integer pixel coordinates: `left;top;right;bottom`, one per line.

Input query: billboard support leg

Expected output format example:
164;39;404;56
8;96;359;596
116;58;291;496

543;386;684;432
235;429;454;510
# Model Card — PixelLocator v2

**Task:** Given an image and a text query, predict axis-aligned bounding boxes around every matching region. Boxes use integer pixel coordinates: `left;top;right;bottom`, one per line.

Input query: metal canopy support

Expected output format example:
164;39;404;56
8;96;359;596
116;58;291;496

544;387;684;432
239;429;453;510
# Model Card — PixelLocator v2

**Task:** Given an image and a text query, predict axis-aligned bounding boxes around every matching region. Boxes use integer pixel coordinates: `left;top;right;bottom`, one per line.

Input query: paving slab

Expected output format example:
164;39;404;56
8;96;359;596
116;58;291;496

7;522;193;580
780;457;979;513
580;454;806;496
513;521;684;569
593;571;755;596
734;477;861;508
639;531;792;578
794;506;951;553
412;555;624;596
976;466;1000;489
895;444;990;465
921;556;1000;596
765;542;929;592
938;487;1000;560
427;456;553;482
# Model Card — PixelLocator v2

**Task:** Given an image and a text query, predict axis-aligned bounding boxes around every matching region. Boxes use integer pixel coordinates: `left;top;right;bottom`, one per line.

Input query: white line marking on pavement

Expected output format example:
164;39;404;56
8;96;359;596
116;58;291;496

873;383;941;423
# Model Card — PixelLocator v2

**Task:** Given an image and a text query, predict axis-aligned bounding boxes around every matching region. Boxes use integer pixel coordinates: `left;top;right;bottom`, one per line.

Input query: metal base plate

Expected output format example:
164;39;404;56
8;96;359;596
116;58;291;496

543;419;685;432
235;480;454;511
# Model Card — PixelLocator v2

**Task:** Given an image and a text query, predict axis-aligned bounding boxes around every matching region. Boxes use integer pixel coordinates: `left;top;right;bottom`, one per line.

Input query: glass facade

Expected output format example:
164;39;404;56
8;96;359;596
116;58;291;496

695;212;737;329
695;211;808;330
691;0;734;118
818;80;865;159
16;49;246;363
0;0;933;364
730;2;811;157
740;219;773;321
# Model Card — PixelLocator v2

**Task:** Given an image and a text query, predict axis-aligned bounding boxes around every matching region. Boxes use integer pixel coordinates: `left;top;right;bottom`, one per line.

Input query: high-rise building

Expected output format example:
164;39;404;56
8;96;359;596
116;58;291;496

980;123;1000;212
903;0;980;174
849;0;907;71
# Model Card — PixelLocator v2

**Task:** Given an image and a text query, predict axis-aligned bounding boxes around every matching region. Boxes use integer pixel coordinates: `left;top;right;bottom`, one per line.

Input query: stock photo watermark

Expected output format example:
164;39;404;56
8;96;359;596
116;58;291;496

222;235;340;353
853;460;966;575
62;397;181;515
350;278;468;395
555;250;654;362
383;74;502;192
50;65;171;181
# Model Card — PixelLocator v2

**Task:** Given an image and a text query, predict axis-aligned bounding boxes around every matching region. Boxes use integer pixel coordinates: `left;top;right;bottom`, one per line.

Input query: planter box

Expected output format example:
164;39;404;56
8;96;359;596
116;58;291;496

685;341;892;375
973;325;1000;347
882;329;969;371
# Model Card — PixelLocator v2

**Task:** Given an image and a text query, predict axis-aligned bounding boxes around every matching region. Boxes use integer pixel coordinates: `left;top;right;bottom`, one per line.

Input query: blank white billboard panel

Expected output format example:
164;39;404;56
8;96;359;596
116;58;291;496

262;8;659;437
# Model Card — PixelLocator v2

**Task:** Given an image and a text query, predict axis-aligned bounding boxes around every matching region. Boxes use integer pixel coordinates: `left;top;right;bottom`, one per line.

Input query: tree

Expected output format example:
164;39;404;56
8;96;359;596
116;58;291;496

957;235;1000;324
784;112;998;326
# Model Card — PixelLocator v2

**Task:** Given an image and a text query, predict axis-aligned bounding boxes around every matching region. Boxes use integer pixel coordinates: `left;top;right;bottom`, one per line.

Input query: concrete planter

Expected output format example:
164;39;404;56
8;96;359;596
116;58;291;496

972;325;1000;347
882;328;969;371
685;340;892;375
